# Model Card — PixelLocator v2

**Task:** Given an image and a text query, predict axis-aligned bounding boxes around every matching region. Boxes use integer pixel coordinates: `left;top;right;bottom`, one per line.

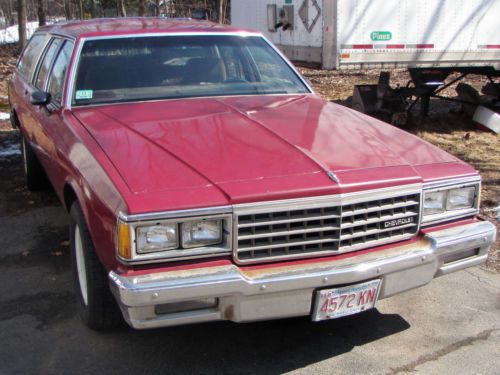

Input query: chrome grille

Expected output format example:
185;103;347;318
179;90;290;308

234;188;421;264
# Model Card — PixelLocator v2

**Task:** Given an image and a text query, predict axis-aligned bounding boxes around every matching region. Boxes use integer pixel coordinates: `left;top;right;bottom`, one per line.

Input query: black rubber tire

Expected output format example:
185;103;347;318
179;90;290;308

70;202;122;330
21;136;50;191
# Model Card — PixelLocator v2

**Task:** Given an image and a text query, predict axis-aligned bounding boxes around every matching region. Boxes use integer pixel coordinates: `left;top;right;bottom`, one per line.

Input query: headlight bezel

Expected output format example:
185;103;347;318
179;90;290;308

421;177;480;226
116;207;232;264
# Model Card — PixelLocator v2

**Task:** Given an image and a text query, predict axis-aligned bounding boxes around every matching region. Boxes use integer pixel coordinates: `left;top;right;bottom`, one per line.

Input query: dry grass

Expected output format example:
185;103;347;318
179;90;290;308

0;44;498;270
0;44;17;114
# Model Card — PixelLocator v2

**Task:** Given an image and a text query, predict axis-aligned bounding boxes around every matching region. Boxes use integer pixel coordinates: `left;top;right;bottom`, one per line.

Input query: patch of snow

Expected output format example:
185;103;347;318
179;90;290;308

0;22;40;44
0;112;10;121
0;143;21;158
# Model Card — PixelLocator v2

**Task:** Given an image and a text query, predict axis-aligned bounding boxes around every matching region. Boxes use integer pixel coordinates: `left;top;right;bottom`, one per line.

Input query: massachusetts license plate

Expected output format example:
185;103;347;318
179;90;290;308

312;279;381;321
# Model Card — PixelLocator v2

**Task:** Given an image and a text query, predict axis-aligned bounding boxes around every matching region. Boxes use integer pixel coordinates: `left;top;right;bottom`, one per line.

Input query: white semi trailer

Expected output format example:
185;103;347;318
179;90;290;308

231;0;500;118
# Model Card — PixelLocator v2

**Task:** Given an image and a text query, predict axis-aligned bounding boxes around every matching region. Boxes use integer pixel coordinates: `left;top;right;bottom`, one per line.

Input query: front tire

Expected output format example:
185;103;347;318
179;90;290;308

21;136;50;191
70;202;122;330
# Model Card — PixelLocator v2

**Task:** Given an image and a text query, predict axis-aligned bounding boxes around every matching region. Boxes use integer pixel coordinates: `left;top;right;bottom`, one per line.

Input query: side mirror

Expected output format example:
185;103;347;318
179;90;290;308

31;91;50;106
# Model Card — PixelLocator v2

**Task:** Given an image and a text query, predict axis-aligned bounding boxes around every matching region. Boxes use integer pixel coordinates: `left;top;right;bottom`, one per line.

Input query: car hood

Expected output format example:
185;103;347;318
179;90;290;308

72;95;465;206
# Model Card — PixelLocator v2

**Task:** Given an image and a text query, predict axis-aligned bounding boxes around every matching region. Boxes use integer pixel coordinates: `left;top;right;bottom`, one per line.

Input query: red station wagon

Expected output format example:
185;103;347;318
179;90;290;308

8;18;496;330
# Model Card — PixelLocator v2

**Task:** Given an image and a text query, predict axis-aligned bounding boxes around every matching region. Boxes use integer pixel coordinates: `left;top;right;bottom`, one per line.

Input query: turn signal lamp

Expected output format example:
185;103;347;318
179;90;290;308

117;222;131;260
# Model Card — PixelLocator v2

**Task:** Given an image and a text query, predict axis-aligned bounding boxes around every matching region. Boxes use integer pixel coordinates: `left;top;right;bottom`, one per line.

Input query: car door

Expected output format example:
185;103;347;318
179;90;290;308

29;36;65;169
30;38;75;189
11;33;50;144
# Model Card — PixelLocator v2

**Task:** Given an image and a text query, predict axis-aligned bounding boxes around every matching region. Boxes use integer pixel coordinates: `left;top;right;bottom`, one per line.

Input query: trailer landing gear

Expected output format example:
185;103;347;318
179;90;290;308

352;67;500;126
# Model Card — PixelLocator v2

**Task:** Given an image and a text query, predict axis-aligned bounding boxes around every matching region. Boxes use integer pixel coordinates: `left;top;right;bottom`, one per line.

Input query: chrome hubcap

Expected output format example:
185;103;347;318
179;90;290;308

74;226;88;306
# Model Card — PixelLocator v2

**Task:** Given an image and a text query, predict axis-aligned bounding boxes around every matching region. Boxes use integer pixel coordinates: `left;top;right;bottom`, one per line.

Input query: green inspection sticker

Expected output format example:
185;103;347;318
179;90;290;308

371;31;392;41
75;90;93;100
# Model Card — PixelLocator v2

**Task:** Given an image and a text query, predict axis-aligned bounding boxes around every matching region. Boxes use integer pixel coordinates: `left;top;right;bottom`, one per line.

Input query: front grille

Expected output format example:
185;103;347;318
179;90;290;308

234;189;421;264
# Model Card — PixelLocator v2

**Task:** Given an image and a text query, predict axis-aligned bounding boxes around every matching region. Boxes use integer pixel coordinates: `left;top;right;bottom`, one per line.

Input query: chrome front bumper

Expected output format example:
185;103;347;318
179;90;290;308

109;221;496;329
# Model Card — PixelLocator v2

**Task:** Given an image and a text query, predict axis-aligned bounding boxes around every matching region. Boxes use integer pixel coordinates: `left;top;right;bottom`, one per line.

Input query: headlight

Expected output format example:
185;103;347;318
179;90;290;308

423;191;446;215
136;224;178;253
116;210;232;263
422;181;479;225
182;219;222;248
446;187;475;210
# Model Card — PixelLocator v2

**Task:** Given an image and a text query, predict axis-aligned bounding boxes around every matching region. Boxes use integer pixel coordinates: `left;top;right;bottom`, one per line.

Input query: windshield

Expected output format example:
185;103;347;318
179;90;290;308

72;35;310;106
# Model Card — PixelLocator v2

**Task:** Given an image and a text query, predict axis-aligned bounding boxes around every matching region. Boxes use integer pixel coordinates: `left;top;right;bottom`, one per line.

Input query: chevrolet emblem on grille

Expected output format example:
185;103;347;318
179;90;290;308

383;217;414;229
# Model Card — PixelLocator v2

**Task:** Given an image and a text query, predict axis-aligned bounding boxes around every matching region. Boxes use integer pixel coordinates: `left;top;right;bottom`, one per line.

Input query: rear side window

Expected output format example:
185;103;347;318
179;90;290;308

35;38;63;90
47;41;74;105
17;34;47;80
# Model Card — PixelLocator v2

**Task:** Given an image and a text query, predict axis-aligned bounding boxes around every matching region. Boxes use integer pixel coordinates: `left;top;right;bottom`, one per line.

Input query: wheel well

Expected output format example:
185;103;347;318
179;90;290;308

63;184;78;212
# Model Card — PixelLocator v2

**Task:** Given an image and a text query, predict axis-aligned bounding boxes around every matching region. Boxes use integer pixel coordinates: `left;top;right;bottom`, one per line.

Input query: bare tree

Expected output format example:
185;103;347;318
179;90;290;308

63;0;72;20
90;0;97;18
18;0;27;50
78;0;84;19
218;0;225;24
37;0;46;25
2;0;16;26
138;0;145;16
117;0;127;17
154;0;160;16
0;0;231;26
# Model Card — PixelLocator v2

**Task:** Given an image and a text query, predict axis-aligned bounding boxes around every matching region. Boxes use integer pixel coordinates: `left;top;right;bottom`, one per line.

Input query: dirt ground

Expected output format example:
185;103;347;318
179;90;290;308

0;43;498;270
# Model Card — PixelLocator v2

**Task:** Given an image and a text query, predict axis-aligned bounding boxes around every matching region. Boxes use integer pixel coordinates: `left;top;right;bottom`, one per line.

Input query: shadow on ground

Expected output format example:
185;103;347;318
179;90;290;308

100;310;410;374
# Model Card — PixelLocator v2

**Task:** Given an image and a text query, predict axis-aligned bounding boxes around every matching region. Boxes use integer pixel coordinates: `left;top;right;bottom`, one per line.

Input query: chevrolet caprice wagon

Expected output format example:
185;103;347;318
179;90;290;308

8;18;496;330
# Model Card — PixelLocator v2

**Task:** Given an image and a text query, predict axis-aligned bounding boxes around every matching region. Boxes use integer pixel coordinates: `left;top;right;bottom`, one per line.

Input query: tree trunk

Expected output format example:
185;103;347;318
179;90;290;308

90;0;97;18
36;0;46;26
64;0;73;20
5;0;15;26
79;0;84;19
138;0;145;16
118;0;127;17
170;0;176;17
18;0;27;51
218;0;225;24
155;0;160;16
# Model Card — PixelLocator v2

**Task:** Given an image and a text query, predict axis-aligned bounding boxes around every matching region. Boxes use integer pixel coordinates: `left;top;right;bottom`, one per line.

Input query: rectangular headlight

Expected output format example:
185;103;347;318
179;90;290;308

423;191;446;215
181;219;222;248
136;224;178;253
422;180;479;226
446;187;475;210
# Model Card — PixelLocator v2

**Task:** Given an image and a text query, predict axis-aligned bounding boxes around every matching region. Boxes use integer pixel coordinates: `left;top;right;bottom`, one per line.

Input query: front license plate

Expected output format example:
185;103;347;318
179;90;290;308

312;279;381;321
